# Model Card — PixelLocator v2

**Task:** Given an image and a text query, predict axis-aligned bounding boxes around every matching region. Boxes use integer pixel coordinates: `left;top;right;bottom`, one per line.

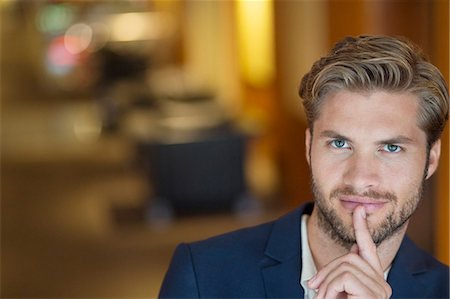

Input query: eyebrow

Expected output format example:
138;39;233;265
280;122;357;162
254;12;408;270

319;130;352;142
376;136;415;145
318;130;415;145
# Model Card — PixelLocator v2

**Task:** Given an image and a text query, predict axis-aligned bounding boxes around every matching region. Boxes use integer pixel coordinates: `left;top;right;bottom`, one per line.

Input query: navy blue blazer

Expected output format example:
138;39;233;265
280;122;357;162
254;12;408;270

159;202;449;298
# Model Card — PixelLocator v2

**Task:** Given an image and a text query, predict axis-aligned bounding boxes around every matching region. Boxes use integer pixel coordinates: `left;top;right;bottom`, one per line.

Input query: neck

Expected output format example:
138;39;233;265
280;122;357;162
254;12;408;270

307;206;407;271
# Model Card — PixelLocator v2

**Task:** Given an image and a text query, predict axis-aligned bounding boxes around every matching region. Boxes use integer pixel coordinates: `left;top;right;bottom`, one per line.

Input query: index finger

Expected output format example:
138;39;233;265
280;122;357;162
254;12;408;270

353;205;383;274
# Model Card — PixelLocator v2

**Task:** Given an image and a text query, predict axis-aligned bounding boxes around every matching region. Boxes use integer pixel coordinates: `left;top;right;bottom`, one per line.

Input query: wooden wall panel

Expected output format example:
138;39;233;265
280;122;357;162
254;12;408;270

431;0;449;265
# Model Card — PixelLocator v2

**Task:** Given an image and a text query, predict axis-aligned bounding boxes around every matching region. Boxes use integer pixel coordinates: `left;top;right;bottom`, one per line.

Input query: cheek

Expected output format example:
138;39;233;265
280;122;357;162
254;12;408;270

387;165;424;199
380;156;426;186
310;153;344;188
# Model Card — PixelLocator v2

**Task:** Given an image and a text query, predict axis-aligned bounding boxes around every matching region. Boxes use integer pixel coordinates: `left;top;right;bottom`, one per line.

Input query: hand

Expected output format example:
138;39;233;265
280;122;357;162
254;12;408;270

307;206;392;299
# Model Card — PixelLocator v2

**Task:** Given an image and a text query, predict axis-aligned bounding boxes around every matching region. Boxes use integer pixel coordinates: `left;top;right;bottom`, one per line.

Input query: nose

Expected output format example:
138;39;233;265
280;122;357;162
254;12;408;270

342;151;381;192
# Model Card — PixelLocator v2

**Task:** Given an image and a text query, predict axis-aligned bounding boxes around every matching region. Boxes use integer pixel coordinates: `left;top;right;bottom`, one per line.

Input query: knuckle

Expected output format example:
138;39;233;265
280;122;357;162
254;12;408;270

337;255;352;267
346;253;359;261
345;252;363;264
385;284;393;298
341;271;354;281
378;282;392;299
340;261;352;269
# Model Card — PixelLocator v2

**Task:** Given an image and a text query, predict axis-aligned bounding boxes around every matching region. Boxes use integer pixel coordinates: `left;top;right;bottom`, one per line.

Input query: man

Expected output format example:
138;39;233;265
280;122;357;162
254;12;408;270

159;35;449;298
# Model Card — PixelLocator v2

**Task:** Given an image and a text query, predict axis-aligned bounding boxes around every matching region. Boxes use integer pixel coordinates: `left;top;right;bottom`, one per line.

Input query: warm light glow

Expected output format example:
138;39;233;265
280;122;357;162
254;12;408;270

64;23;93;54
107;12;175;42
88;22;109;52
235;0;275;87
73;107;102;144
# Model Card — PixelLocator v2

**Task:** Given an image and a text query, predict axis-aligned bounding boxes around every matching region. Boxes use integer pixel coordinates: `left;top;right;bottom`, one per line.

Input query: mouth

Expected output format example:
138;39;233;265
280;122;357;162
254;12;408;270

339;196;389;214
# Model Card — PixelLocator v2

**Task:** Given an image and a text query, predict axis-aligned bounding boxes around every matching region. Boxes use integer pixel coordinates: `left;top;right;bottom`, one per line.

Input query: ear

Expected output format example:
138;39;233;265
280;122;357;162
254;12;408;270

305;128;312;165
425;139;441;180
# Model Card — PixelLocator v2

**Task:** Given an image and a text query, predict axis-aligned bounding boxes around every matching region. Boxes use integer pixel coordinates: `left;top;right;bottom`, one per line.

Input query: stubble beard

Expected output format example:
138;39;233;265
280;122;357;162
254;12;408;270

311;178;424;250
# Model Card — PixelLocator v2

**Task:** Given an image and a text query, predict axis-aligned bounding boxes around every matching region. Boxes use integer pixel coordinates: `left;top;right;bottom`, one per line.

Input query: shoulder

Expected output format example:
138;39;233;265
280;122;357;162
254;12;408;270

159;203;312;298
412;242;449;285
187;203;310;261
159;222;276;298
400;236;449;274
189;219;274;257
390;236;449;298
412;246;449;298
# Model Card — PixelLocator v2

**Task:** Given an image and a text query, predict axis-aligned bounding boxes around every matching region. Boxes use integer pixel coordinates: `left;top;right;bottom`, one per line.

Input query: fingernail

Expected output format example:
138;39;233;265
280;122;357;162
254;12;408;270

360;207;366;219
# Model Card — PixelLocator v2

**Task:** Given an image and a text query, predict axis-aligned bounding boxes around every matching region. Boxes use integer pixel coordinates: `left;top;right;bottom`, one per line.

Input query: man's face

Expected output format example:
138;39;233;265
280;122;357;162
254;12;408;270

306;90;441;248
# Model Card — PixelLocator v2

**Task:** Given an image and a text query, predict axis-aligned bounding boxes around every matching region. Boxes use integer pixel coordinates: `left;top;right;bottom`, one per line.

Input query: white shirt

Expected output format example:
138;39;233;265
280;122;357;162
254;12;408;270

299;214;391;299
300;214;318;299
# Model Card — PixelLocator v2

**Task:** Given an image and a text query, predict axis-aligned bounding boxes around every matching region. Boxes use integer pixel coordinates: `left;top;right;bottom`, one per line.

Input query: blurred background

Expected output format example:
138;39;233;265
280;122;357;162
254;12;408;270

1;0;448;297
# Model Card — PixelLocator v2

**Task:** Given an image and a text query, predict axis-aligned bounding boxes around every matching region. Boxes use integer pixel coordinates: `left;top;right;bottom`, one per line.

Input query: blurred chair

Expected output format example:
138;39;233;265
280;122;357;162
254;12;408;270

139;128;256;223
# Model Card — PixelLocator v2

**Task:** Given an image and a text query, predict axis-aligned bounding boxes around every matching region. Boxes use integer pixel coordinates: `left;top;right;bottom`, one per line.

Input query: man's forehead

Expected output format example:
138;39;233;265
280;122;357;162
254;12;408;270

312;89;426;141
317;89;420;119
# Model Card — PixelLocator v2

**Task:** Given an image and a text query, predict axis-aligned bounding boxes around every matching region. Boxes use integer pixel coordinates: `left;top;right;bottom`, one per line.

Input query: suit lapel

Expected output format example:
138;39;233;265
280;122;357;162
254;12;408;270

262;258;304;298
387;236;429;298
260;203;314;298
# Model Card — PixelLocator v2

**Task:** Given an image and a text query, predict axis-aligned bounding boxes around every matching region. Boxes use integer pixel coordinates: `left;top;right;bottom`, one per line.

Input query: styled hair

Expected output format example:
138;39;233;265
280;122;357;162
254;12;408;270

299;35;449;146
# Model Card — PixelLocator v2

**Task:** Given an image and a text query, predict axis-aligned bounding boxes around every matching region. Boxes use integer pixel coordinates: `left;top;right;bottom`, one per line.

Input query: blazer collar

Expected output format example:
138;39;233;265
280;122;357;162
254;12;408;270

387;236;434;297
261;202;314;298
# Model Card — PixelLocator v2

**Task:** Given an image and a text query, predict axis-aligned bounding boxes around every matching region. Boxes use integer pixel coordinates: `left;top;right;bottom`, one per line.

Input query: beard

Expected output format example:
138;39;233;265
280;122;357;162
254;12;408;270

311;178;424;250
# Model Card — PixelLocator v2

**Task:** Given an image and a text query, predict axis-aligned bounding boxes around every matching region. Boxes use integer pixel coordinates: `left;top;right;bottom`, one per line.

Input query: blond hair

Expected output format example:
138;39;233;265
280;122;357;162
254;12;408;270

299;35;449;146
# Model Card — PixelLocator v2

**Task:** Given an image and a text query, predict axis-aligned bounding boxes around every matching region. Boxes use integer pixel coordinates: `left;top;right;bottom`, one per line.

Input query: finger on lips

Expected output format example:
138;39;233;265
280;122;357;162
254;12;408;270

353;205;383;274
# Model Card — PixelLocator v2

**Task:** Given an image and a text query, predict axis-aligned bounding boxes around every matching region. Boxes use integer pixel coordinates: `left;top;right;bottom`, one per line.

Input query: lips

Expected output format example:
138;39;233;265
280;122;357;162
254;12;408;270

339;196;388;214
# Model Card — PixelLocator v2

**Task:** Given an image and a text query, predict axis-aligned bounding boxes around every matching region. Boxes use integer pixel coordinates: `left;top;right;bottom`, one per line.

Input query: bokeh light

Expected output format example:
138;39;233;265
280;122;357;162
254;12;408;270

46;36;79;76
64;23;93;54
37;3;75;35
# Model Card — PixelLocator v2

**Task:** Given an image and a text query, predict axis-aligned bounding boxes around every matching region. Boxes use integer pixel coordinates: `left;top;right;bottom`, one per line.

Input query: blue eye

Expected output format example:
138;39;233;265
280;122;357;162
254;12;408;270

383;144;401;153
331;139;349;149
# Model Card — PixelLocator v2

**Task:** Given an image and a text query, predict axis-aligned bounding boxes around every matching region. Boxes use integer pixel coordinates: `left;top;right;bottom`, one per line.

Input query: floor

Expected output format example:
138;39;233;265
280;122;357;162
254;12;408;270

1;120;284;298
